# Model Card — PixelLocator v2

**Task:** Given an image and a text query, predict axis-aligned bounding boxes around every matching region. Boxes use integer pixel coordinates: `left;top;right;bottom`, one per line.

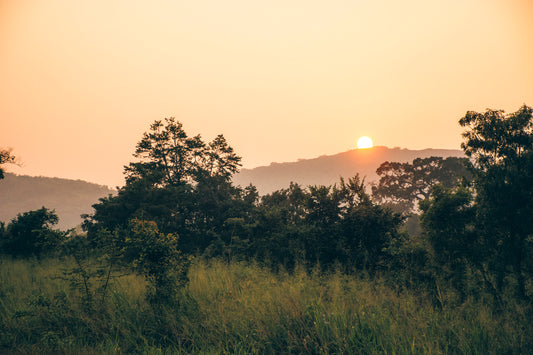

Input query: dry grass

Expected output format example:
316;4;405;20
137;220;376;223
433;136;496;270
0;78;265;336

0;257;530;354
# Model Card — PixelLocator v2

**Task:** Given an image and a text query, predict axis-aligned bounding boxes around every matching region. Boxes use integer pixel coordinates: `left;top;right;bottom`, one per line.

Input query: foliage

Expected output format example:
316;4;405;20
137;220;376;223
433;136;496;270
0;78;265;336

124;117;241;187
81;219;191;305
419;184;478;302
372;156;470;214
245;176;406;273
0;207;65;258
459;104;533;300
84;118;247;256
120;219;190;303
460;105;533;170
84;117;409;277
60;233;125;311
418;105;533;303
0;148;17;180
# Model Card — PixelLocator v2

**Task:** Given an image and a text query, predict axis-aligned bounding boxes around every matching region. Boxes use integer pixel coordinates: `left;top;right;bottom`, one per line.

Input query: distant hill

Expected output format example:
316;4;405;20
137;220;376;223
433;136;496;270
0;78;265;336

0;173;115;230
0;147;464;228
233;146;465;195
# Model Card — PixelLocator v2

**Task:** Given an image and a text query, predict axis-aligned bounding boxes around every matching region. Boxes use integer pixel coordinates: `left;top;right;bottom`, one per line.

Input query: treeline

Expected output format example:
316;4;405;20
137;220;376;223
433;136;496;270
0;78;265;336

1;106;532;307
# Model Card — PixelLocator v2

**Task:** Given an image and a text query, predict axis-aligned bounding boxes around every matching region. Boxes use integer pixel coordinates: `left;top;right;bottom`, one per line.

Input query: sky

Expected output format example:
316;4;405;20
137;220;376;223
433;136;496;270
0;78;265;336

1;0;532;187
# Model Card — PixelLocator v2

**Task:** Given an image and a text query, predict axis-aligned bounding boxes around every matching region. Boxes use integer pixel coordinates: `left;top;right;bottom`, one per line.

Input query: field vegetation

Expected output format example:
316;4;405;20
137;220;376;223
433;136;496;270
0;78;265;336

1;257;531;354
1;105;532;353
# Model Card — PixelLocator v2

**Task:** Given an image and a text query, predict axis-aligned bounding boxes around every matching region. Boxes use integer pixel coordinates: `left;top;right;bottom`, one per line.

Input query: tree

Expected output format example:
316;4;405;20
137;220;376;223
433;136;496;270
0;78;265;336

459;105;533;299
419;184;478;301
124;117;240;187
85;118;246;256
0;207;65;257
247;176;405;272
337;176;405;272
372;156;470;214
460;105;533;170
0;148;17;180
199;134;242;180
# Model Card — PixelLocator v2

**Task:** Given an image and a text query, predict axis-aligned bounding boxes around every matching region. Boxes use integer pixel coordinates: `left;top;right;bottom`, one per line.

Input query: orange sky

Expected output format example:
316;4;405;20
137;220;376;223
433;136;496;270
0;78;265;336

1;0;532;187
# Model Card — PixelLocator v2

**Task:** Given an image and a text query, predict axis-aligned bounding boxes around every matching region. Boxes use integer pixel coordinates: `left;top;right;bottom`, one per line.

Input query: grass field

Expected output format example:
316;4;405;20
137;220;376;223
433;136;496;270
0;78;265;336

0;257;531;354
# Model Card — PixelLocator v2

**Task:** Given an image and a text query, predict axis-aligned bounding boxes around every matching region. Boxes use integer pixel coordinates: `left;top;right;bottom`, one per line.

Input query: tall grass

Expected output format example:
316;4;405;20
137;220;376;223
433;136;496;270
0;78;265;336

0;257;531;354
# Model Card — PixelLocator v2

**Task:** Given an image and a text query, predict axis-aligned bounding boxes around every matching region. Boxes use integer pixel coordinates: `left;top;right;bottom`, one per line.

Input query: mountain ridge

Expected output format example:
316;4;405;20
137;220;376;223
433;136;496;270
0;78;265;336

233;146;464;194
0;173;116;230
0;146;464;228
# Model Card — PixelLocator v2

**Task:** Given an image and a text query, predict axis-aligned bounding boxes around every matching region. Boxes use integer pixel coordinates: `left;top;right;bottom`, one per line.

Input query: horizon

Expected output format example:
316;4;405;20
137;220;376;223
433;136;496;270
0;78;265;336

4;145;465;188
1;0;532;187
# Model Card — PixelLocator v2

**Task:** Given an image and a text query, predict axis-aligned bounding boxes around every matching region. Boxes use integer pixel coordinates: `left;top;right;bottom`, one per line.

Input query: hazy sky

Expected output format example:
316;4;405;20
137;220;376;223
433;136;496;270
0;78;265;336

1;0;532;187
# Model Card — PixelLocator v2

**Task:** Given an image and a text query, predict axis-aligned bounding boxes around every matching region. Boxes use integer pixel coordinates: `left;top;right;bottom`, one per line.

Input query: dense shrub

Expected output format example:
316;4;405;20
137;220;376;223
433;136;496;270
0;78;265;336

0;207;65;258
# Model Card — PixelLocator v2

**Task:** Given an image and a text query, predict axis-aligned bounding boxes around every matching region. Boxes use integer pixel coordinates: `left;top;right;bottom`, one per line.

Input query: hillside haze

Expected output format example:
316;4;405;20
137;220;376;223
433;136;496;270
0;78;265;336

0;147;464;229
0;173;115;230
234;146;465;194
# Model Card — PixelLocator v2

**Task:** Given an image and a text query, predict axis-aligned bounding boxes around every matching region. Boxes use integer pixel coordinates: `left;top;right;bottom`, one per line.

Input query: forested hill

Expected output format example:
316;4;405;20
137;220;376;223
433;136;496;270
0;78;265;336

233;146;465;194
0;173;115;230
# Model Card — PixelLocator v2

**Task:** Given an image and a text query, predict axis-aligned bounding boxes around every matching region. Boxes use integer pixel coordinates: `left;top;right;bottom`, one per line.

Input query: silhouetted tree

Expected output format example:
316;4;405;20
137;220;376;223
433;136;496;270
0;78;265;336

84;118;246;255
372;157;470;214
247;176;405;272
418;105;533;303
420;184;478;302
0;148;17;180
124;117;240;187
338;176;405;272
459;104;533;299
0;207;65;257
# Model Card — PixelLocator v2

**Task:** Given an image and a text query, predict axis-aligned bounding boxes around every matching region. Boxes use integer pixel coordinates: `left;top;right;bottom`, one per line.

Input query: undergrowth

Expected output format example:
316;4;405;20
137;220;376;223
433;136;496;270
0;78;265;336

0;257;531;354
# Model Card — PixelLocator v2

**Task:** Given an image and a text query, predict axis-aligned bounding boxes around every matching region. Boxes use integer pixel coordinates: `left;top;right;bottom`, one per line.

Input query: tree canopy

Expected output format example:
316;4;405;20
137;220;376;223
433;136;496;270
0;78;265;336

84;118;247;255
0;148;17;180
124;117;241;187
0;207;65;257
420;105;533;301
460;105;533;299
372;156;470;214
460;105;533;170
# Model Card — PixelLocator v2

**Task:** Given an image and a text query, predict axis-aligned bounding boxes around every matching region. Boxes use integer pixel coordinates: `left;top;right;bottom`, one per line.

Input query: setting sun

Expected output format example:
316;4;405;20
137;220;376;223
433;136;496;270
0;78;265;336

357;136;373;149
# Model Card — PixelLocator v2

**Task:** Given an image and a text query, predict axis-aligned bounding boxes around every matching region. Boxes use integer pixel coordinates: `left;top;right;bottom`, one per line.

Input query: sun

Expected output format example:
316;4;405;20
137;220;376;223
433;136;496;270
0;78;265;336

357;136;373;149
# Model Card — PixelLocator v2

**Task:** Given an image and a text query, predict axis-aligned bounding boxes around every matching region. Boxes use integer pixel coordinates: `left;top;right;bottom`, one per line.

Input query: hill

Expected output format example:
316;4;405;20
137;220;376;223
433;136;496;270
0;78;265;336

0;173;115;230
0;147;464;228
233;146;465;194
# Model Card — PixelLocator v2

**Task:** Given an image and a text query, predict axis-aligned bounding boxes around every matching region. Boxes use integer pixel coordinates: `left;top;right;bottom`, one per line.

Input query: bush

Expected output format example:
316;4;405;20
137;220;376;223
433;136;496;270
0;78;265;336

0;207;65;258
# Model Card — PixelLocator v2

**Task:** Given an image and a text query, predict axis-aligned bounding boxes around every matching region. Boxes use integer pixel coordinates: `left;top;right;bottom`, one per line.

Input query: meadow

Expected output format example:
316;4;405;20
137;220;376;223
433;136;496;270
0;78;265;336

1;257;530;354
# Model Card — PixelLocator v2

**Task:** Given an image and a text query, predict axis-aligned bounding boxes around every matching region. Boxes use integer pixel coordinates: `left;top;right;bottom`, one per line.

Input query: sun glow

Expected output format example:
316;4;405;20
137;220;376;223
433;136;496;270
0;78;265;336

357;136;373;149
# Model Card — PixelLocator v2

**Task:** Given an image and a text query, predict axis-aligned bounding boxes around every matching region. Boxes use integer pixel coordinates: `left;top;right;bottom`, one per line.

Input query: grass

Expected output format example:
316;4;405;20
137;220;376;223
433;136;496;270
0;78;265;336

0;257;531;354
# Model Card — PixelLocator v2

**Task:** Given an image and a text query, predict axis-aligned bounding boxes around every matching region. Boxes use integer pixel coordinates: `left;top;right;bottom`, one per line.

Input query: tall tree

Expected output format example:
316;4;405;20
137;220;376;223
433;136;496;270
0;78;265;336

85;118;245;255
459;104;533;299
124;118;241;187
460;105;533;170
124;118;205;186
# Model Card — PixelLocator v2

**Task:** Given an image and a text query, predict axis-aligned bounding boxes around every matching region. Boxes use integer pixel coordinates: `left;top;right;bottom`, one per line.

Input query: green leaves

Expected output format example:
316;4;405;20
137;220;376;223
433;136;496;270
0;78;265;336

120;219;190;302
